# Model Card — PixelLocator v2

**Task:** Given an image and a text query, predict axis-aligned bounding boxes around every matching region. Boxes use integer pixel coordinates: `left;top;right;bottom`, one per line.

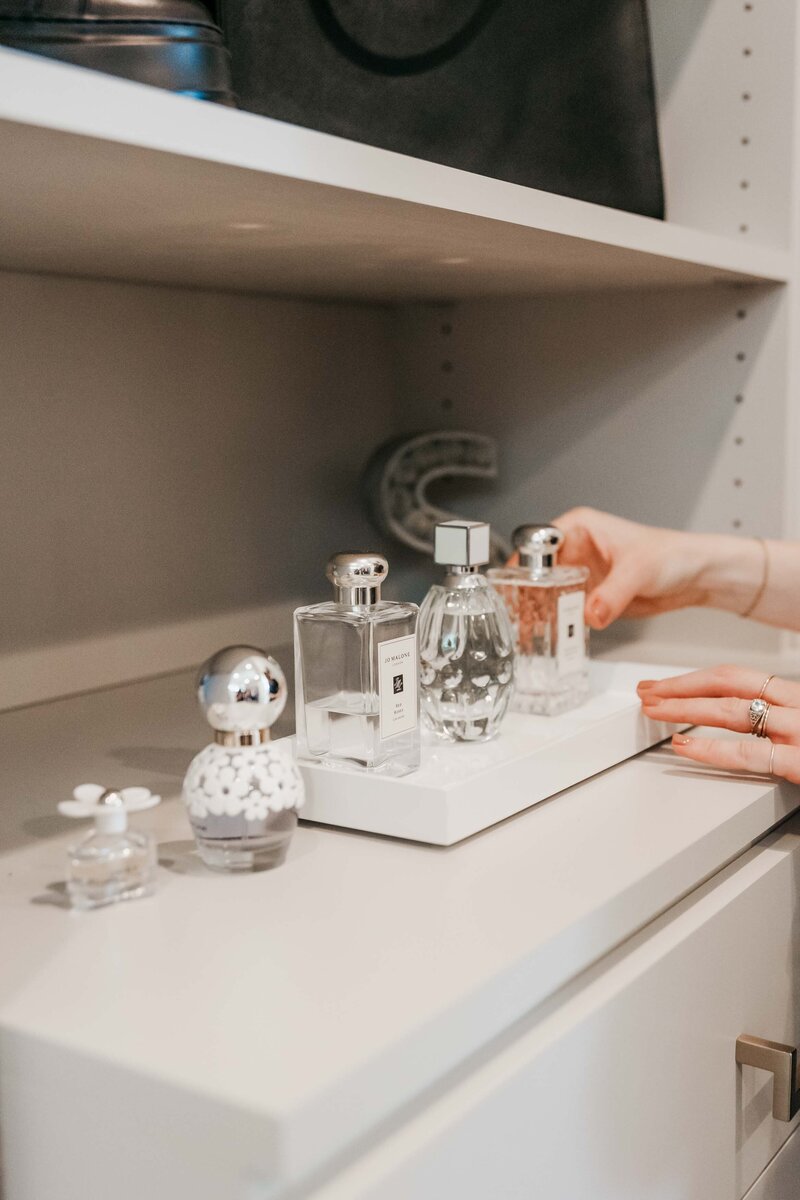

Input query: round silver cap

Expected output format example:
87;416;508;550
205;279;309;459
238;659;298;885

513;523;564;572
326;552;388;605
197;645;287;745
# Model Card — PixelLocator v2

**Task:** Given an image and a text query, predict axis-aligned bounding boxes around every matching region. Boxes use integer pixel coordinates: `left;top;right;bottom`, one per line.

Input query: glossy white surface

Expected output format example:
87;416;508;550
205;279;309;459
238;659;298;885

302;820;800;1200
0;50;788;300
299;661;687;843
0;670;797;1192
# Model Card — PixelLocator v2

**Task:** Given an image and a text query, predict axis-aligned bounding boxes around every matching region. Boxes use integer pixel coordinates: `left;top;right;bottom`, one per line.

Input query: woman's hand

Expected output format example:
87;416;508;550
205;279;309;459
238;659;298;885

639;666;800;783
553;508;710;630
553;507;767;631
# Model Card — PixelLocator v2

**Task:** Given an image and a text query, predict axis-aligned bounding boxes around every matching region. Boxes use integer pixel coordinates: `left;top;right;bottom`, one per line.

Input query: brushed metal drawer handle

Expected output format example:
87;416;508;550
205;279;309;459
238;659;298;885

736;1035;800;1122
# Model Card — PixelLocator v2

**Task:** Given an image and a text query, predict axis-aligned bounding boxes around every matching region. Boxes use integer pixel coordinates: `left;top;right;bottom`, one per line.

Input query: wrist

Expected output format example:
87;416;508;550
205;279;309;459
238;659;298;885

692;533;766;614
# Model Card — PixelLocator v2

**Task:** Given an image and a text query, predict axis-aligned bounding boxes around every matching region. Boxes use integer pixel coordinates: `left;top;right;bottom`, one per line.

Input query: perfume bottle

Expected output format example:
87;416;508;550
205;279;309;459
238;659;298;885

294;553;420;776
183;645;304;872
489;523;590;716
58;784;160;910
419;520;514;742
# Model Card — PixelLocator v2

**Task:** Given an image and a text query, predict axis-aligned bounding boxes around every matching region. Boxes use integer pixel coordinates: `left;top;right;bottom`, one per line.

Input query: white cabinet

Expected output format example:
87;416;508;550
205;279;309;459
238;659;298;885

1;6;800;1199
1;674;799;1200
304;820;800;1200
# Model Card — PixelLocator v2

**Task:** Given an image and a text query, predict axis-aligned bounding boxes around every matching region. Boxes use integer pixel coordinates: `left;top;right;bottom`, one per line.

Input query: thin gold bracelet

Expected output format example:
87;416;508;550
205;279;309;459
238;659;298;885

741;537;770;619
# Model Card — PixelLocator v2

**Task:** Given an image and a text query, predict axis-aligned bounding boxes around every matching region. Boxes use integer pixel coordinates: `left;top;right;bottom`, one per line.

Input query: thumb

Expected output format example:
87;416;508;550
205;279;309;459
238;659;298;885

586;560;645;629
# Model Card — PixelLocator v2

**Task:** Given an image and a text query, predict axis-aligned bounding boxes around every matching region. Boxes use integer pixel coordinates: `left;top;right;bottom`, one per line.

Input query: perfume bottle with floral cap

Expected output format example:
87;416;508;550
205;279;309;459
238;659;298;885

59;784;160;910
489;523;590;716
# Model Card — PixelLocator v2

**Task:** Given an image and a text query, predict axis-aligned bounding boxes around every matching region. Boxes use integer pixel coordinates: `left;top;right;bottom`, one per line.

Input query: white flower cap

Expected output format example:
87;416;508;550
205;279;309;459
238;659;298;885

59;785;161;834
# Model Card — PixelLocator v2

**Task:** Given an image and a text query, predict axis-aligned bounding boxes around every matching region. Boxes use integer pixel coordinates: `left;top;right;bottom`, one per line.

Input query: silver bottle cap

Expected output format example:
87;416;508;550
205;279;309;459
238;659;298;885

434;520;491;572
513;523;564;573
197;645;287;746
326;552;388;605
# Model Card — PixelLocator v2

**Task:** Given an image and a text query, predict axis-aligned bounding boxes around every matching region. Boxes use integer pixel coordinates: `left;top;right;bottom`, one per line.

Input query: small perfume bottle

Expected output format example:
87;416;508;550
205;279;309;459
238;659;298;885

419;520;514;742
58;784;160;910
294;553;420;776
183;645;304;872
489;523;590;716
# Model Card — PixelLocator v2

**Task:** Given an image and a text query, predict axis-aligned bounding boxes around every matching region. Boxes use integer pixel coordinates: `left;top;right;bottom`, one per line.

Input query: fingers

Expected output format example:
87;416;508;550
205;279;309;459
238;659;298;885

586;560;649;629
638;667;800;709
671;735;800;784
642;695;798;741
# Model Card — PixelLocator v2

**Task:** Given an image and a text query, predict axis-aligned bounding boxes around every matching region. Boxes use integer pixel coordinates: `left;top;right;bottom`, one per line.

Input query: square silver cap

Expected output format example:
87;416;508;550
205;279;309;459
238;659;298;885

434;520;491;567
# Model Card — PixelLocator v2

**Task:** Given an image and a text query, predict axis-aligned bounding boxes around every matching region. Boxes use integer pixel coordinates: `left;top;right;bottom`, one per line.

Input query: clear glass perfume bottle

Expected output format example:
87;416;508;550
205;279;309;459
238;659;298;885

58;784;160;910
489;523;590;716
184;645;304;872
419;520;514;742
294;553;420;776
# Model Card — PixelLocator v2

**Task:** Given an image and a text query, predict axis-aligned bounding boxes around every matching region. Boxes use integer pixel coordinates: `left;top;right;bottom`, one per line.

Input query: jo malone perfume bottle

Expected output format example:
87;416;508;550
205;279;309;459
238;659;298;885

294;553;420;776
489;523;590;716
58;784;160;910
419;520;514;742
183;645;304;872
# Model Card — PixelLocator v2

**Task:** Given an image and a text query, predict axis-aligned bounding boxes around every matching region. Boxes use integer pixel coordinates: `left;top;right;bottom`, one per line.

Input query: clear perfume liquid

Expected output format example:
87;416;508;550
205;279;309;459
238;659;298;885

419;574;515;742
67;829;156;910
294;601;420;776
489;564;590;716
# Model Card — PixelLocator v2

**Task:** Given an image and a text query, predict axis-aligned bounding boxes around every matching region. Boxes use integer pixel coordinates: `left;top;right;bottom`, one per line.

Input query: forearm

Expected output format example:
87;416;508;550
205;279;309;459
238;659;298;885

691;534;800;630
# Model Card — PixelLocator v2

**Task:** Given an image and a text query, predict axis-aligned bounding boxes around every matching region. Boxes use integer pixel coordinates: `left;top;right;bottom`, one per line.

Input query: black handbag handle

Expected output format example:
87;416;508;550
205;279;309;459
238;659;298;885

307;0;504;75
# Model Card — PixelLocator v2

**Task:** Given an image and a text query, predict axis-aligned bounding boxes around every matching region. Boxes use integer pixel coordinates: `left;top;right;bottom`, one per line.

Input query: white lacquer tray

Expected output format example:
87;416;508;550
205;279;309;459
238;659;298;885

293;661;686;846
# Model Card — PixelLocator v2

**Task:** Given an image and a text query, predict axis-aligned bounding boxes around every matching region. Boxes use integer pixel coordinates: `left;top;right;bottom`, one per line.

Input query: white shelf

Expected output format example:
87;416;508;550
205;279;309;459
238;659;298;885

1;670;797;1189
0;48;790;302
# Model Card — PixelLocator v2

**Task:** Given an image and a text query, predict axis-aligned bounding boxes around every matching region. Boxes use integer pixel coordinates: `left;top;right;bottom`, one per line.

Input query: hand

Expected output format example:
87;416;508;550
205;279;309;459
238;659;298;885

553;508;710;630
639;666;800;783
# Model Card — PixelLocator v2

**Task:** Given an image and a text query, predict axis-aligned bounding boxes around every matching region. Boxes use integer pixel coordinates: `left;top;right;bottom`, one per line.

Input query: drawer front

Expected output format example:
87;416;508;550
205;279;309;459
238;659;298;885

744;1124;800;1200
305;821;800;1200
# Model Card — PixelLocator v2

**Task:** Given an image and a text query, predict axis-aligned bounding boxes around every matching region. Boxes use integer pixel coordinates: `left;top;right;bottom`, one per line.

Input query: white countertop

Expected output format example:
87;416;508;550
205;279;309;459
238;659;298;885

0;669;796;1187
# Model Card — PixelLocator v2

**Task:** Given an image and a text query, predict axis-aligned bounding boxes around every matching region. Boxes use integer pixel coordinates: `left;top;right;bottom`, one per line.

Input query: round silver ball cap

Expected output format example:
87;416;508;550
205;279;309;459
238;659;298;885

326;552;388;590
197;645;287;734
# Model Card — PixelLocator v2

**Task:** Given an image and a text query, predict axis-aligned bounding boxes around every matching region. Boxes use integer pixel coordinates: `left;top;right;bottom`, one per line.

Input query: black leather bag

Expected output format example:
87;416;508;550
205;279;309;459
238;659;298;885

219;0;665;218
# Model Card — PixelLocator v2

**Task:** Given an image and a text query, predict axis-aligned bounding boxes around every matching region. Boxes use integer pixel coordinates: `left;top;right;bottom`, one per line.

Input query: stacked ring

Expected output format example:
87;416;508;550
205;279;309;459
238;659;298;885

748;697;771;738
758;673;775;701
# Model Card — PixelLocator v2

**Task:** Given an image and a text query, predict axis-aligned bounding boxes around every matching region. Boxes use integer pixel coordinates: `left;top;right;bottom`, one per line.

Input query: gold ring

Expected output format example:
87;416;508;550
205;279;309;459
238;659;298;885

757;703;771;739
769;743;776;775
758;673;775;701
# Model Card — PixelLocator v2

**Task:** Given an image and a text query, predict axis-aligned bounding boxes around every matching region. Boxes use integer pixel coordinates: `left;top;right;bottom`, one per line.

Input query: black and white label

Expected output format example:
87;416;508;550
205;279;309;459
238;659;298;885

556;591;586;677
379;634;418;740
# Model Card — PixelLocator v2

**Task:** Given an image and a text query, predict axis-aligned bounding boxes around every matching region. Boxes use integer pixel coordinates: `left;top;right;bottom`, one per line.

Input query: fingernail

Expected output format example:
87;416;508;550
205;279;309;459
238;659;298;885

590;598;609;625
637;680;656;691
672;735;691;746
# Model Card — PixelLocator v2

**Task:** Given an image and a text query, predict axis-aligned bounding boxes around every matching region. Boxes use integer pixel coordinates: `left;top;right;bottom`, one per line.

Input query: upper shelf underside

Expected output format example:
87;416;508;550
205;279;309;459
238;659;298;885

0;48;790;301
